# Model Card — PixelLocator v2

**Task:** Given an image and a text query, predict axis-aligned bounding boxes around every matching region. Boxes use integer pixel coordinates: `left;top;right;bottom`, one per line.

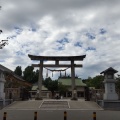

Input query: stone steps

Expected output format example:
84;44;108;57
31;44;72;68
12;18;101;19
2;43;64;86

40;101;69;109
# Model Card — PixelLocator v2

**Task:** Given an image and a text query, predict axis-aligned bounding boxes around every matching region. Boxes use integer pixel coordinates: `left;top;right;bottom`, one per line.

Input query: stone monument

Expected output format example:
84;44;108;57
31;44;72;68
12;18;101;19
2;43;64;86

100;67;118;100
0;70;5;100
97;67;120;110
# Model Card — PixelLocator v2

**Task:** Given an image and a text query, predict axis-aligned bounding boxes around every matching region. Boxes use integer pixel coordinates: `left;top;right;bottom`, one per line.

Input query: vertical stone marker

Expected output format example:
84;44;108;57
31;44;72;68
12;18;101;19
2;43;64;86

100;67;118;100
0;70;5;100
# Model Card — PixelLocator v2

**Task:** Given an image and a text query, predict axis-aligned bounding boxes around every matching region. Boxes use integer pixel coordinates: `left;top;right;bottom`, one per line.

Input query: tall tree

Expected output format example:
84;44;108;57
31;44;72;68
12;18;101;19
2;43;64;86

14;66;22;76
32;69;39;83
43;77;58;97
23;66;34;83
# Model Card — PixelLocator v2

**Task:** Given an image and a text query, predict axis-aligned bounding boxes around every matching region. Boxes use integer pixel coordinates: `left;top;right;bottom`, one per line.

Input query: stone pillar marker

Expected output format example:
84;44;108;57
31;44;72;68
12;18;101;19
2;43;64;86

100;67;118;100
0;70;5;100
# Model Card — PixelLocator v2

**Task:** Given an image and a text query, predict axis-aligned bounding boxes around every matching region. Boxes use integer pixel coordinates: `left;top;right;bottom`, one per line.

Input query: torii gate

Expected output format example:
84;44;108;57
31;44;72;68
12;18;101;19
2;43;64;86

28;54;86;100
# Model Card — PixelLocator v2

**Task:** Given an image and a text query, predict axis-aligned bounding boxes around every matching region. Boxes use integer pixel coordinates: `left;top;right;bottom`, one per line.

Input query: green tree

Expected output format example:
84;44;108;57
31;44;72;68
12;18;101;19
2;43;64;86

32;69;39;83
23;66;34;83
116;75;120;90
14;66;22;76
58;82;68;95
43;77;58;97
85;75;104;89
84;77;92;87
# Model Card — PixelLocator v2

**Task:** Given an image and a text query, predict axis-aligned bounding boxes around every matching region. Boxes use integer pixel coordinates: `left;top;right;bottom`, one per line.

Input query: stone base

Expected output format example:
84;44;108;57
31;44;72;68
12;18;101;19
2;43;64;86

0;92;5;99
97;100;120;110
0;99;13;109
104;93;118;100
35;97;43;100
71;97;78;101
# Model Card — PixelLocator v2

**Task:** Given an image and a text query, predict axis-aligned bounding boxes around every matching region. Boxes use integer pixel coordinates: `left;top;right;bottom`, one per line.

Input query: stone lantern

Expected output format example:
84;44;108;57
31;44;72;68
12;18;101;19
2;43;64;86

100;67;118;100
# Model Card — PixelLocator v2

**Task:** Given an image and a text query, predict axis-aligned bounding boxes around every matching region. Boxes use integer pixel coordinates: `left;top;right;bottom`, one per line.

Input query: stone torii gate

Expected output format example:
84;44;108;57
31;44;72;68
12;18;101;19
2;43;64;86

28;54;86;100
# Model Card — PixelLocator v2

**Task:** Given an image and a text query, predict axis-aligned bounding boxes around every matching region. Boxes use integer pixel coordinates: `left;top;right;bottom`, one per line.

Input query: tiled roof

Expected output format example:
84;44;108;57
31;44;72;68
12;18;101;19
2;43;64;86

58;78;86;86
100;67;118;74
0;64;31;87
32;85;48;91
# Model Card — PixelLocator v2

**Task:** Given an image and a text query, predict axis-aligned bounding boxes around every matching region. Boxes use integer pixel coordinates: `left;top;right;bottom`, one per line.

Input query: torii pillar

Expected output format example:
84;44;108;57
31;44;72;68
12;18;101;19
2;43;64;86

71;60;77;100
38;60;43;100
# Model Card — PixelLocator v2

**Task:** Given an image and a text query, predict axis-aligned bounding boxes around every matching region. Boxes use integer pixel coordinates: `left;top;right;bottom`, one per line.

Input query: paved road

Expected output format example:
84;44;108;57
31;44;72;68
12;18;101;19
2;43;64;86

0;109;120;120
2;99;103;110
0;99;120;120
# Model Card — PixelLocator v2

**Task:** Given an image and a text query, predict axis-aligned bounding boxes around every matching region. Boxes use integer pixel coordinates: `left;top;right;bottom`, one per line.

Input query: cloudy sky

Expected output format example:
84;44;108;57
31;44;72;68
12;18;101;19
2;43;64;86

0;0;120;79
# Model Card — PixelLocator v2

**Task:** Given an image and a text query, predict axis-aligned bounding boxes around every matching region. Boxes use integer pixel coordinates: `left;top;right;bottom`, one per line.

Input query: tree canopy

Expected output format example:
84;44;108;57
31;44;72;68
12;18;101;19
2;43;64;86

14;66;22;76
14;65;39;83
22;66;39;83
43;77;58;93
85;75;104;89
14;65;105;90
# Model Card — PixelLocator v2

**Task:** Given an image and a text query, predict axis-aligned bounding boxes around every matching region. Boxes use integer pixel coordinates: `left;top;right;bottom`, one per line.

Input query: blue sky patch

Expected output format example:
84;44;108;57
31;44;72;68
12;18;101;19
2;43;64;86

99;28;107;35
86;47;96;51
74;42;82;47
0;60;5;62
31;28;37;32
86;32;96;40
57;46;64;50
16;51;25;56
57;37;69;44
53;45;64;51
14;27;23;35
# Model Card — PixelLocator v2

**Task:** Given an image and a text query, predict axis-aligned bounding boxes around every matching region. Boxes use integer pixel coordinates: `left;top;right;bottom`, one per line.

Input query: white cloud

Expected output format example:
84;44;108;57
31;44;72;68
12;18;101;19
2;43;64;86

0;0;120;79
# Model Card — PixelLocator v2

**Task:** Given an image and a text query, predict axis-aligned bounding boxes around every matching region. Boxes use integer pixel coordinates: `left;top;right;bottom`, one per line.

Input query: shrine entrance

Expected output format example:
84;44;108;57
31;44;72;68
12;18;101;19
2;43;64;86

28;54;86;100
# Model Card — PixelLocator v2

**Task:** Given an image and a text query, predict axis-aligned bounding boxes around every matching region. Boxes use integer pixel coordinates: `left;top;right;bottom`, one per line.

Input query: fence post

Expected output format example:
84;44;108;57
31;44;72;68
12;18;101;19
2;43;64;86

64;111;67;120
3;112;7;120
93;112;96;120
34;112;37;120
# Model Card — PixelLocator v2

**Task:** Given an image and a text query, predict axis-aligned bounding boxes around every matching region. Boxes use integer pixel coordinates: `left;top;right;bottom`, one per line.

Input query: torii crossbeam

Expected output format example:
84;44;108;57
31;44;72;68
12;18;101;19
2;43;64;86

28;54;86;100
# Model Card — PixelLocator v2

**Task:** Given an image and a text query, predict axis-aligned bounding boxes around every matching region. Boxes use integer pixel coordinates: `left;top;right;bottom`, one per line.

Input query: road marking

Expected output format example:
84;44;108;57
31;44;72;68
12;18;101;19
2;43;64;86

39;101;44;108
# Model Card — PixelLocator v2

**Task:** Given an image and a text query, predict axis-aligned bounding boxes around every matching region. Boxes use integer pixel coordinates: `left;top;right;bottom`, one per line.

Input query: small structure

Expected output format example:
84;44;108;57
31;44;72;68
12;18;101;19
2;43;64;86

100;67;118;100
0;64;32;108
97;67;120;110
30;85;51;98
58;77;86;98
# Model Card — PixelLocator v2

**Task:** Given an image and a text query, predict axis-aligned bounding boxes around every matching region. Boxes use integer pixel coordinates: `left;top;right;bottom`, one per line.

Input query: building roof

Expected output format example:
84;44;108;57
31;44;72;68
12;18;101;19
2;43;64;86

58;78;86;86
100;67;118;74
0;64;32;87
32;85;48;91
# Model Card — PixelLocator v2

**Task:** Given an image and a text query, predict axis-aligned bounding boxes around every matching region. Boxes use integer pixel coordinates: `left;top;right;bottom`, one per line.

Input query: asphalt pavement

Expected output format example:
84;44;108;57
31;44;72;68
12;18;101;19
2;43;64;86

0;99;120;120
2;98;103;110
